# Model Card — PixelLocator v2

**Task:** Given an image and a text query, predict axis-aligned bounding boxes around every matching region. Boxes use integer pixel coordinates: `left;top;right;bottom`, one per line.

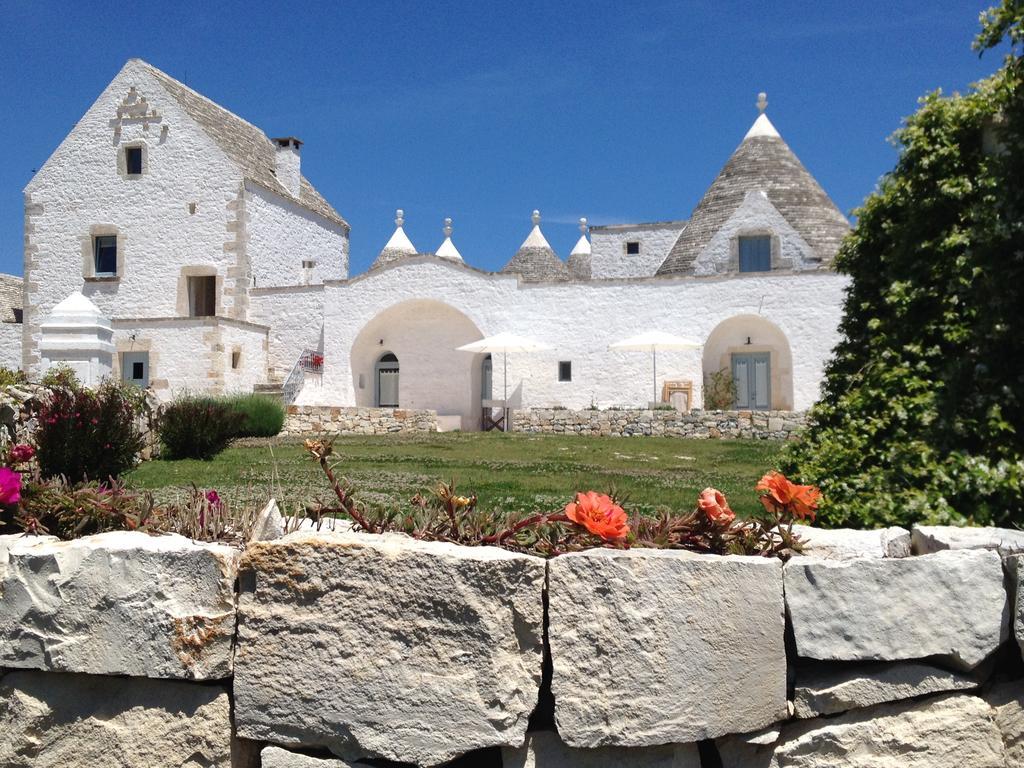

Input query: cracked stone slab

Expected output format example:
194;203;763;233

261;746;356;767
1010;555;1024;660
785;549;1008;670
985;679;1024;767
0;670;234;767
791;524;910;559
911;524;1024;558
0;531;240;679
549;548;787;747
234;530;546;767
792;660;980;718
502;730;701;767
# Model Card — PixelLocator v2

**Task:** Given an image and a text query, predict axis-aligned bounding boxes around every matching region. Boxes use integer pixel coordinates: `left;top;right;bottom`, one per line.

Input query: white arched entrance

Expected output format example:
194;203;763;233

703;315;794;410
350;300;487;430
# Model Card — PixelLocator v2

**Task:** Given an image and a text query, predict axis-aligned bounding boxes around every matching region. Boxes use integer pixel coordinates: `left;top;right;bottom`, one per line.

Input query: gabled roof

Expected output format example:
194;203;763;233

0;274;22;323
137;60;348;229
500;212;569;282
656;113;849;276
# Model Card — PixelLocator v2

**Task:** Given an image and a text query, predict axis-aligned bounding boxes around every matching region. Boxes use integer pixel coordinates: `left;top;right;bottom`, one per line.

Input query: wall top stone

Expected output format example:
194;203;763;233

792;525;911;559
785;549;1009;670
912;524;1024;558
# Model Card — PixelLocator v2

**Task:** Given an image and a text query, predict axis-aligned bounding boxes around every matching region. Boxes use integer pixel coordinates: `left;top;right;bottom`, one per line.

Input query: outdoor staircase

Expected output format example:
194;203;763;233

254;380;285;401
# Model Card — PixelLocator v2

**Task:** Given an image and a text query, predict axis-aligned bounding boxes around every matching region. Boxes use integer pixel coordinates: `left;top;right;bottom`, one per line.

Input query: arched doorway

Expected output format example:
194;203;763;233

374;352;399;407
702;315;794;410
350;300;488;429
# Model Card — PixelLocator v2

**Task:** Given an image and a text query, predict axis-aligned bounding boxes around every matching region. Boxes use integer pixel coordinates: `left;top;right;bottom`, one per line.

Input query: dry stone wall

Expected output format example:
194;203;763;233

511;408;806;439
282;404;438;435
1;523;1022;767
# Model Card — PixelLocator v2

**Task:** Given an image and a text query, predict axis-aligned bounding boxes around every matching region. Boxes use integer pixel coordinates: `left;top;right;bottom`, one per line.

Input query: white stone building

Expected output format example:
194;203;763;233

24;61;851;429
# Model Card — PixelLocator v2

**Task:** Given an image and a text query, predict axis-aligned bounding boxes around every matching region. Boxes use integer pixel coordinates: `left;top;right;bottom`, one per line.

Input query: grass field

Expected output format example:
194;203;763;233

128;432;784;519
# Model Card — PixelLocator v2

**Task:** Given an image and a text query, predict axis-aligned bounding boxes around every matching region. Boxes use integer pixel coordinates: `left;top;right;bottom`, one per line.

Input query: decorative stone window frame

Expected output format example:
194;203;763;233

728;230;782;273
175;266;222;318
81;224;124;281
117;141;149;179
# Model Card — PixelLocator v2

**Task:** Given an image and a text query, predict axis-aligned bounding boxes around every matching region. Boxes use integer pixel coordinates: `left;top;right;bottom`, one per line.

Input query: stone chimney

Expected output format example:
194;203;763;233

272;137;302;198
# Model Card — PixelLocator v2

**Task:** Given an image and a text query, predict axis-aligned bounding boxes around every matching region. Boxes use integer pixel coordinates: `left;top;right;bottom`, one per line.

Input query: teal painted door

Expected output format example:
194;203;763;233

731;352;771;410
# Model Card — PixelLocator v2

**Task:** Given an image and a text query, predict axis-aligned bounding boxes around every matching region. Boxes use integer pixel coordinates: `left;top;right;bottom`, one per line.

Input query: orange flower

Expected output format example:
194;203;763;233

698;487;735;526
564;491;630;541
756;471;821;521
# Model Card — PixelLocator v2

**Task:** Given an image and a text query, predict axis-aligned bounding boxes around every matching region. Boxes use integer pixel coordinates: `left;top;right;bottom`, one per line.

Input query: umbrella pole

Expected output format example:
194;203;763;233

504;352;509;432
652;348;657;405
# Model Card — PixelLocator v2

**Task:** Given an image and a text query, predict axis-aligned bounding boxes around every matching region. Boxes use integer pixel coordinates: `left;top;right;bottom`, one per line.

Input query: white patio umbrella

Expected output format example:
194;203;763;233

608;331;702;404
456;332;552;402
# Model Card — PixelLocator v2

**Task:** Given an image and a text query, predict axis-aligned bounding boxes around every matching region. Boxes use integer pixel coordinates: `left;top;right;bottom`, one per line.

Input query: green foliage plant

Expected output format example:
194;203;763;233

159;395;244;460
35;375;147;482
222;393;286;437
703;367;737;410
783;1;1024;528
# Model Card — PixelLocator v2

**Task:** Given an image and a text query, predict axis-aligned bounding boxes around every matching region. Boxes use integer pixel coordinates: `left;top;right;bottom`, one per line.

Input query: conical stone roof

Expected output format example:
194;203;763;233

567;217;592;280
435;218;464;263
501;211;569;282
656;104;849;277
371;209;418;270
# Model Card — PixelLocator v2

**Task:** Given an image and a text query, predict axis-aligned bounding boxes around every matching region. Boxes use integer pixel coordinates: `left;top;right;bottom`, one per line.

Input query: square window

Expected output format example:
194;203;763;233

625;241;640;255
739;235;771;272
132;361;144;379
187;275;216;317
558;361;572;382
93;235;117;276
125;146;143;175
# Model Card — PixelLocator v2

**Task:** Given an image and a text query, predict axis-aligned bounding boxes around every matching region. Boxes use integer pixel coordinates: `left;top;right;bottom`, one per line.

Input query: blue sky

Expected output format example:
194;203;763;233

0;0;1006;276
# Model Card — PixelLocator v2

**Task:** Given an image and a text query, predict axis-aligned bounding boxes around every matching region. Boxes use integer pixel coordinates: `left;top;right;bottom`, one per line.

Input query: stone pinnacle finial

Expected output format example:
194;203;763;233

757;92;768;114
532;209;541;227
443;217;453;238
395;209;405;227
579;217;588;233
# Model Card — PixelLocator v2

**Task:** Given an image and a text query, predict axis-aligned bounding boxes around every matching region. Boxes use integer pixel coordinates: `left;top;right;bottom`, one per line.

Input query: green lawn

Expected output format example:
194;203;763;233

128;432;784;519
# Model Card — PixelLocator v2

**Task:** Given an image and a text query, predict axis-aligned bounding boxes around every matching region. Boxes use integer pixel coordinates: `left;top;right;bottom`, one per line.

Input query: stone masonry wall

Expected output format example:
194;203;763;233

1;523;1022;767
282;404;438;435
512;408;807;439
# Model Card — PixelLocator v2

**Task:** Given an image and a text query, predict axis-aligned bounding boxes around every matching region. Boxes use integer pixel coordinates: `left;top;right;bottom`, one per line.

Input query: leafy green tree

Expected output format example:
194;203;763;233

783;1;1024;528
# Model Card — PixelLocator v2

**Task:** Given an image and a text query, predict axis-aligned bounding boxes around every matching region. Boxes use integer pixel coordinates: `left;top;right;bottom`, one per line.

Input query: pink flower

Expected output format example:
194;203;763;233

205;490;223;510
0;467;22;506
8;444;35;464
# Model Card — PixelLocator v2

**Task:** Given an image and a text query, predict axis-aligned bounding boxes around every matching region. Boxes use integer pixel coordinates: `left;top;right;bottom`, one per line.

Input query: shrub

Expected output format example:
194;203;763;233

159;395;244;460
35;376;147;482
783;5;1024;529
0;367;27;388
223;393;285;437
703;367;736;410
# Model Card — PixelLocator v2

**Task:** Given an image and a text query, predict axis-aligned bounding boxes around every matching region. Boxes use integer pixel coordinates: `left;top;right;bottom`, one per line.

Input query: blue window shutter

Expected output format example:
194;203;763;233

739;236;771;272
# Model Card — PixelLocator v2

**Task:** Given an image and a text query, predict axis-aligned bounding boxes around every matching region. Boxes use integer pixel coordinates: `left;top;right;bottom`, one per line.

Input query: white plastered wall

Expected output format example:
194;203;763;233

248;286;325;380
590;224;686;279
0;325;22;370
246;183;349;287
319;257;848;415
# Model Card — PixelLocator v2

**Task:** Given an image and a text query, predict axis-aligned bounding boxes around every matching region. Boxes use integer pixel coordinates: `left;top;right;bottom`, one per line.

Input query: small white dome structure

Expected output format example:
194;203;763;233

371;209;418;269
39;291;115;386
435;217;464;263
567;217;592;280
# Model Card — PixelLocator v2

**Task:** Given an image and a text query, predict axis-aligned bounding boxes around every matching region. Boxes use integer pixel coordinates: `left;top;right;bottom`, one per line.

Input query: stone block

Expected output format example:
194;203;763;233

984;679;1024;767
0;670;233;768
0;531;240;679
1011;554;1024;660
234;531;546;766
251;498;285;541
912;524;1024;558
785;550;1008;669
792;660;980;718
548;548;787;746
759;693;1005;768
792;524;910;559
261;746;355;767
502;730;700;767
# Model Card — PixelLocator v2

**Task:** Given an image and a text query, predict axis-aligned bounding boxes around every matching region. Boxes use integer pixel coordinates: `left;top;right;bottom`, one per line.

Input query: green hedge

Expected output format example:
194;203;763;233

223;394;286;438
